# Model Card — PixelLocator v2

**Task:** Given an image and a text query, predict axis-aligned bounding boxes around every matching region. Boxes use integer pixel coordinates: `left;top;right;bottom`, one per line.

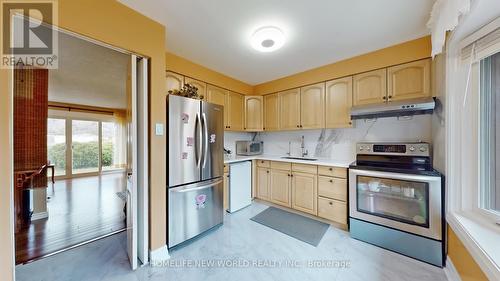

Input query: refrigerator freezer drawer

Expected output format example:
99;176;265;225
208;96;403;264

168;178;224;248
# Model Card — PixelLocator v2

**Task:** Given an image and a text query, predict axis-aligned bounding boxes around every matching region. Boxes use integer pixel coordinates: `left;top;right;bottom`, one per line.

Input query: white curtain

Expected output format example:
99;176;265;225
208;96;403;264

427;0;471;57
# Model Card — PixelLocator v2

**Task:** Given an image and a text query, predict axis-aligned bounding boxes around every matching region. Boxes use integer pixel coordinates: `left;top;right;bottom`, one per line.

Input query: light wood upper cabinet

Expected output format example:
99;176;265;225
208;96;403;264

270;169;291;207
207;85;227;106
226;91;244;131
244;96;263;131
300;83;325;129
325;77;353;128
353;69;387;106
264;93;280;131
166;71;184;93
279;88;301;130
256;167;271;201
184;77;207;100
388;59;431;101
291;172;318;215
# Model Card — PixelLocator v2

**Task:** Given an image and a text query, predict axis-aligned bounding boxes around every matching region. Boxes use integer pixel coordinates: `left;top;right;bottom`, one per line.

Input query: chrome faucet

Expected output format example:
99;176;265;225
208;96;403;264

286;141;291;156
301;136;308;157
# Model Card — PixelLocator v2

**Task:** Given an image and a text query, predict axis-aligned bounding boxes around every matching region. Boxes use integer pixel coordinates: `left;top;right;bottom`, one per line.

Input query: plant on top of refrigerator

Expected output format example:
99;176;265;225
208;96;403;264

168;83;204;100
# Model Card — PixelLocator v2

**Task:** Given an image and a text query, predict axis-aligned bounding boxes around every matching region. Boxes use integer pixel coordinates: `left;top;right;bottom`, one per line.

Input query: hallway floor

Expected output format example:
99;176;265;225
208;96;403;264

15;202;447;281
15;173;126;264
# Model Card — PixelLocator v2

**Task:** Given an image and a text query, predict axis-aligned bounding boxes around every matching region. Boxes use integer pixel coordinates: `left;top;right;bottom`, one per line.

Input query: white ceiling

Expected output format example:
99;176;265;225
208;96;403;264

49;31;129;109
119;0;434;85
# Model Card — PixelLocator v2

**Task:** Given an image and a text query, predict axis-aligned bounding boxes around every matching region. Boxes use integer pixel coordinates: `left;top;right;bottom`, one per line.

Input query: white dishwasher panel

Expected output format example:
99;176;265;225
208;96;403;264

228;161;252;213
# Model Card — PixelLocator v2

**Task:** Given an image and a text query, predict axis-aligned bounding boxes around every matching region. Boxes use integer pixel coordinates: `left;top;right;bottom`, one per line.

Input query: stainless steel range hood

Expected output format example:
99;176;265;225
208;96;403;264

350;97;435;120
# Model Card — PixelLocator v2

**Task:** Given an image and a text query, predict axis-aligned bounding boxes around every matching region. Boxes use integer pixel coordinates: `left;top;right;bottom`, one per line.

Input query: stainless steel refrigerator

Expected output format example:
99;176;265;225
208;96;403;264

167;95;224;248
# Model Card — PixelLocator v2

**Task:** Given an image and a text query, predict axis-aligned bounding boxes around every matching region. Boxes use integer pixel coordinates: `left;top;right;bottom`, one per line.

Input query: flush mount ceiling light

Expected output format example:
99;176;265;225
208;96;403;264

250;26;285;52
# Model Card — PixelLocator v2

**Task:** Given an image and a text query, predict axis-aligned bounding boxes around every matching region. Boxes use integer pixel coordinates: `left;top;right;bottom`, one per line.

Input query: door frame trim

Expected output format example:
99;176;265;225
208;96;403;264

8;22;150;276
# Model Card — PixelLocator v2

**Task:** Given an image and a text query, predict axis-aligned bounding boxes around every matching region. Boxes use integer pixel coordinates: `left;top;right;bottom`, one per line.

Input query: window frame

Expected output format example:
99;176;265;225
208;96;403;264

447;18;500;280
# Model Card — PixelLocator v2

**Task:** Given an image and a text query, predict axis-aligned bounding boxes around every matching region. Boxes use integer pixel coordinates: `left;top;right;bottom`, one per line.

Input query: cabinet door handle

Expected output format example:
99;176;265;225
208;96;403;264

329;179;333;183
329;168;333;171
382;96;387;100
329;201;333;205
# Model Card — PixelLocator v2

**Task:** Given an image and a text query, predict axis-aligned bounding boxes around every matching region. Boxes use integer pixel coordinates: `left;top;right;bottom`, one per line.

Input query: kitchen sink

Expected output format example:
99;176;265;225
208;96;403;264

281;156;318;161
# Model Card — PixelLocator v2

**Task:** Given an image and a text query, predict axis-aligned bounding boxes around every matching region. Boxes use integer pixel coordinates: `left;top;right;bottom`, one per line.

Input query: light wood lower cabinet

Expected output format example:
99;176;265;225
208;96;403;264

318;197;347;225
318;176;347;201
291;172;317;215
270;169;292;207
255;161;348;227
256;167;271;201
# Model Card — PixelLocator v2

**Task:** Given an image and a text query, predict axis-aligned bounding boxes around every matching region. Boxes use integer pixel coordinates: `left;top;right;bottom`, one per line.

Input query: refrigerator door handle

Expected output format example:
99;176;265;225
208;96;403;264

195;112;203;168
202;112;209;168
170;179;223;193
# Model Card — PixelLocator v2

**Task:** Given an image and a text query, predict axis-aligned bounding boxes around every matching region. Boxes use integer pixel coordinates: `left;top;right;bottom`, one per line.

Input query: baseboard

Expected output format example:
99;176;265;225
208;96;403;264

444;256;462;281
149;245;170;266
31;211;48;221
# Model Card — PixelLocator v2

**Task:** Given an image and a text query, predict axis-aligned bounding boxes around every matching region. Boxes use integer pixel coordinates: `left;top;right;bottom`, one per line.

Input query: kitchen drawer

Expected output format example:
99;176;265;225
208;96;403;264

292;163;318;174
318;166;347;178
318;176;347;201
318;197;347;225
271;161;291;171
224;164;229;173
256;160;270;168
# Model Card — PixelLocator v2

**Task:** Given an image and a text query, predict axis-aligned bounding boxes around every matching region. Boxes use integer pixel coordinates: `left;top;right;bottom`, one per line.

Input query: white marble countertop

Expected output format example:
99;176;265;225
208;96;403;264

224;154;354;168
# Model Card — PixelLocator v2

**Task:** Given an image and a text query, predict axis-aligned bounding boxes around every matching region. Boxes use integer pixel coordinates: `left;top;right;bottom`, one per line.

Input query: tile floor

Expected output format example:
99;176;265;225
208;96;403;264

16;202;447;281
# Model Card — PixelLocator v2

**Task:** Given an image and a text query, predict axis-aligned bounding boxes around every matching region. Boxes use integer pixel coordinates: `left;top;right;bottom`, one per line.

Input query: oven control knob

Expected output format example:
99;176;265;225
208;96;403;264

419;146;427;152
359;146;364;151
364;146;371;151
409;146;416;152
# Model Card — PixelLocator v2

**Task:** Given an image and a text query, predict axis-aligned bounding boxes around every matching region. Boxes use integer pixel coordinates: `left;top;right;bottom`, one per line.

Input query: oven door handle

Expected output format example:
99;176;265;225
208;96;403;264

348;168;441;182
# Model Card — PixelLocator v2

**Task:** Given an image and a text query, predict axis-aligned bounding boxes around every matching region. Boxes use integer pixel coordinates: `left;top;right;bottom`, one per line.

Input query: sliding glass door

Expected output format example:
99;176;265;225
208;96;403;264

47;116;125;179
47;118;67;176
72;120;100;174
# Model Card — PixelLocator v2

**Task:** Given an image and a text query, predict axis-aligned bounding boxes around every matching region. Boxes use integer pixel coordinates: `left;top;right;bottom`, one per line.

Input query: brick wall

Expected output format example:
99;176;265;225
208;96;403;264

14;67;48;188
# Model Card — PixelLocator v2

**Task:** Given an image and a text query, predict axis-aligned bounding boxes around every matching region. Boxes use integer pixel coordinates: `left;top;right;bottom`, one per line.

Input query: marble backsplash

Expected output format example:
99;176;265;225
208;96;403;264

224;114;433;161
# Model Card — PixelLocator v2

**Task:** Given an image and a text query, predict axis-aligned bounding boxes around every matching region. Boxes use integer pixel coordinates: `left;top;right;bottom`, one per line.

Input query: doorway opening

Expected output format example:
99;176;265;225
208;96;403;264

13;27;147;268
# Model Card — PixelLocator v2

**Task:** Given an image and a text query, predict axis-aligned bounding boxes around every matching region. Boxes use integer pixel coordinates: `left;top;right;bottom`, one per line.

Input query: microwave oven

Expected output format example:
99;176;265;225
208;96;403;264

235;141;263;156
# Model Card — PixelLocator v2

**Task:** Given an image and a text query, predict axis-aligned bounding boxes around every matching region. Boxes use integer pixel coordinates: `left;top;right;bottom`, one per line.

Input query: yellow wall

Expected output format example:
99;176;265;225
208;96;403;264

0;1;167;279
0;63;14;280
448;225;489;281
165;52;253;95
254;36;432;95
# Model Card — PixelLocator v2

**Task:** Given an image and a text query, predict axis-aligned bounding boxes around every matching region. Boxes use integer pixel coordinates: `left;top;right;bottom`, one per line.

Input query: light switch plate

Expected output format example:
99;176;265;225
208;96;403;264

155;123;164;136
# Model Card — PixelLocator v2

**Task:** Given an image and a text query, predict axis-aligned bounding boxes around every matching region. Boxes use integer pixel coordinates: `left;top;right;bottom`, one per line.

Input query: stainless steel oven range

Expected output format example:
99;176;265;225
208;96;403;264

349;142;444;267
